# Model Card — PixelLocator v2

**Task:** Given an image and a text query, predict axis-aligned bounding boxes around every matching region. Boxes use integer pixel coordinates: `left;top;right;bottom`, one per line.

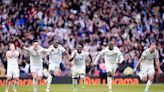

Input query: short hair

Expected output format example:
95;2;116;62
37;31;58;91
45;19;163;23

32;40;38;43
77;44;83;48
54;40;59;43
150;42;156;47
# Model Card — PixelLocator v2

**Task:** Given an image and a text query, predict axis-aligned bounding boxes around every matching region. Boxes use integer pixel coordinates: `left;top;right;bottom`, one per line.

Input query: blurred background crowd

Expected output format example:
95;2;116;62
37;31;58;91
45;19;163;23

0;0;164;78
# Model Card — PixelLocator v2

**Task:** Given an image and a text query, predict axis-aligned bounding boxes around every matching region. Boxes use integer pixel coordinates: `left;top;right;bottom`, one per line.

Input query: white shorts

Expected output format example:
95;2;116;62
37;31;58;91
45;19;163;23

105;63;118;73
139;63;155;77
48;63;59;76
7;68;19;78
72;66;86;78
30;66;43;76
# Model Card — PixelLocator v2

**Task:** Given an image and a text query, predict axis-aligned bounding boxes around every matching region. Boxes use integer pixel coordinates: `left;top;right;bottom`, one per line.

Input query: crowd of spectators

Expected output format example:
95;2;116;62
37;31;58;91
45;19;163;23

0;0;164;77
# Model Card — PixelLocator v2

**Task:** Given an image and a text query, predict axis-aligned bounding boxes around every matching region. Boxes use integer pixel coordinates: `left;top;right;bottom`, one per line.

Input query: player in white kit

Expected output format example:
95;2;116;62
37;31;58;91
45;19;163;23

134;43;162;92
45;40;70;92
23;40;47;92
70;45;92;92
94;41;124;92
5;43;19;92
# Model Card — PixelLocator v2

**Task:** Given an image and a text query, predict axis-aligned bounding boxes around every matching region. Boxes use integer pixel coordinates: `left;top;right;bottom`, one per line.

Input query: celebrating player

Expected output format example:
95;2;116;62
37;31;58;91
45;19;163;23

23;40;47;92
94;41;124;92
70;45;92;92
45;40;70;92
134;43;162;92
5;43;19;92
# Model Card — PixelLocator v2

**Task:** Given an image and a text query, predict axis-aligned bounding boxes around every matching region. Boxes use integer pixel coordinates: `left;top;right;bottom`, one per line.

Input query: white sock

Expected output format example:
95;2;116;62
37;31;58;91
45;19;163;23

33;79;38;92
138;73;143;80
145;80;152;91
107;77;112;91
5;80;10;91
72;78;77;91
46;74;52;90
13;80;17;91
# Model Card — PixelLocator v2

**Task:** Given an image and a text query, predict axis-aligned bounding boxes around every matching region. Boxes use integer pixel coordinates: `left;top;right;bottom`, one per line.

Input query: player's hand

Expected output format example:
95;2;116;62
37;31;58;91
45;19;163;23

156;69;162;77
133;68;137;74
158;69;163;74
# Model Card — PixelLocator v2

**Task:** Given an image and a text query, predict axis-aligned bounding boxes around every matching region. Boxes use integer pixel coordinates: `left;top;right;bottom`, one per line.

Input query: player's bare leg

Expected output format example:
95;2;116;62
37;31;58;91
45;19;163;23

107;72;113;92
144;74;154;92
72;77;78;92
5;77;12;92
12;77;19;92
32;72;38;92
141;76;148;82
80;74;85;88
46;70;55;92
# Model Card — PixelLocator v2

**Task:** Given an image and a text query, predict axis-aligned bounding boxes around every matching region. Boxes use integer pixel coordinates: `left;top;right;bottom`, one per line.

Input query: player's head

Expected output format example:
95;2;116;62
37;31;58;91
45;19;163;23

149;43;156;53
77;44;83;53
108;41;115;50
32;40;39;49
9;42;15;51
53;40;59;48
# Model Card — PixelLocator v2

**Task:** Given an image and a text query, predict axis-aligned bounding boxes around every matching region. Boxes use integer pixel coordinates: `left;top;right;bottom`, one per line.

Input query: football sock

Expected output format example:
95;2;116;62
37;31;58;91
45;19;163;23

33;79;38;92
145;80;152;91
107;77;112;91
46;74;52;90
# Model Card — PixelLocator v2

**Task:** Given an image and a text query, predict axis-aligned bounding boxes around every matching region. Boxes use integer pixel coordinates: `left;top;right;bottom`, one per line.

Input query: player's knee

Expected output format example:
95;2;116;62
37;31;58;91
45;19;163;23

33;75;37;80
148;76;154;81
7;77;12;81
80;74;85;79
14;78;19;81
142;76;147;82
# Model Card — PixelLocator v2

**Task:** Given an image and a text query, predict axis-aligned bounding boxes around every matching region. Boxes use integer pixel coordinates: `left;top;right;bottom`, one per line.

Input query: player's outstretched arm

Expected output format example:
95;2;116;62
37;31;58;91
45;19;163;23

94;50;103;66
88;54;92;63
116;47;124;64
63;51;70;63
134;57;144;73
22;45;30;51
118;55;124;64
155;58;162;74
134;51;146;73
69;51;76;62
155;50;162;74
42;47;51;53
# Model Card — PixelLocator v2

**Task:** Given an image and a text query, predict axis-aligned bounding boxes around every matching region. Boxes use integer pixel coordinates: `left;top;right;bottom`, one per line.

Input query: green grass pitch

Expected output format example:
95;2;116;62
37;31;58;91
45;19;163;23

0;84;164;92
